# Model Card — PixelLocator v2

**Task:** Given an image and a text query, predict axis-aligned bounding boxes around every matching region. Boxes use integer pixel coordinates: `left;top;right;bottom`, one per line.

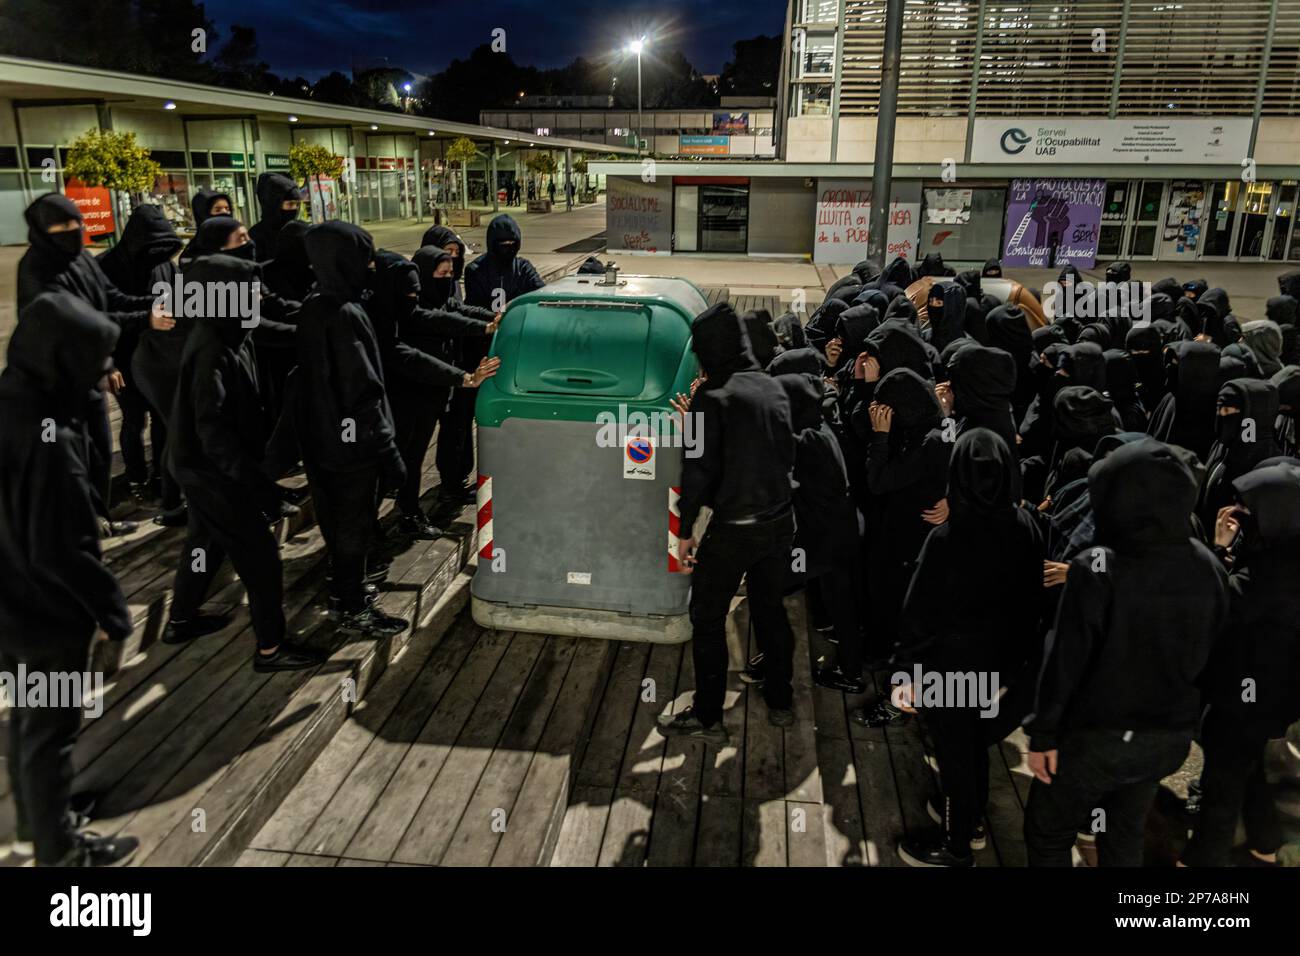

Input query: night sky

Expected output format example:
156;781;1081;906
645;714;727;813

207;0;788;80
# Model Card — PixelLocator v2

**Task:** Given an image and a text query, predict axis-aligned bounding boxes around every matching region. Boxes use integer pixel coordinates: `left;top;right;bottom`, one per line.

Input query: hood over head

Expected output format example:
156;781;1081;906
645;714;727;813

1173;296;1202;336
1200;287;1231;321
1126;323;1162;354
420;224;467;279
925;280;967;351
874;367;942;434
98;204;180;292
1183;278;1209;300
255;172;302;231
1166;339;1222;403
1089;437;1198;546
8;291;118;400
1147;292;1175;323
1222;341;1263;379
985;303;1034;364
1104;261;1132;284
304;221;375;300
776;372;825;432
1053;385;1117;444
772;311;808;350
948;342;1017;416
1151;277;1182;300
1271;364;1300;412
370;249;422;321
852;287;892;316
184;254;262;349
191;188;233;227
412;246;455;309
865;320;934;379
1232;462;1300;543
1266;294;1298;328
917;252;952;277
1032;323;1069;355
1058;341;1107;392
881;255;915;288
954;269;983;300
835;303;882;357
262;219;313;297
768;346;824;377
1277;270;1300;301
1216;378;1280;444
741;309;781;368
24;192;84;266
982;258;1003;278
852;258;882;283
1241;319;1285;377
194;215;249;259
1104;348;1139;402
1077;323;1112;349
883;294;918;325
485;214;523;261
692;302;759;383
947;427;1017;519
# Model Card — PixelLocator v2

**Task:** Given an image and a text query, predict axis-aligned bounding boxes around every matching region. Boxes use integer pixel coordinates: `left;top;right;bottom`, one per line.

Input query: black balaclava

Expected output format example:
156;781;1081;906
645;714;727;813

692;302;758;386
1241;320;1285;378
185;254;262;350
1057;341;1107;392
420;224;467;280
99;204;181;294
255;172;302;233
24;193;85;268
1214;378;1280;453
1272;365;1300;457
875;366;942;449
881;255;915;289
7;291;118;415
772;311;808;351
1077;323;1112;349
1232;462;1300;547
485;214;523;264
194;215;252;259
1053;385;1117;450
768;347;824;378
917;252;951;278
947;427;1017;521
1088;437;1198;547
304;221;375;301
412;247;455;310
925;281;967;352
371;249;423;326
883;294;918;326
742;309;781;368
1104;261;1132;284
191;188;233;228
982;258;1003;279
834;304;881;368
1104;348;1141;405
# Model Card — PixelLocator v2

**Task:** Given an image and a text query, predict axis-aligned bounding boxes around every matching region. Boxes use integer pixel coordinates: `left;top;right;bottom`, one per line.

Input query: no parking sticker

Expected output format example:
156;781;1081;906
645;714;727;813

624;434;655;480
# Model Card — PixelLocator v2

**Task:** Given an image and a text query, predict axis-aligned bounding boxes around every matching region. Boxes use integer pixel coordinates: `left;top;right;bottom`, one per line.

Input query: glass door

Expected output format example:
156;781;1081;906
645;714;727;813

1265;183;1296;261
1235;182;1274;258
674;184;699;251
1098;181;1129;259
1201;181;1240;257
1161;181;1205;262
1127;181;1164;259
699;184;749;253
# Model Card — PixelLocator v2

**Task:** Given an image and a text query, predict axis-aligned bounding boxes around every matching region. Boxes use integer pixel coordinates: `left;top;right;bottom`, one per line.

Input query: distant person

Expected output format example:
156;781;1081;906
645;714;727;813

548;179;557;205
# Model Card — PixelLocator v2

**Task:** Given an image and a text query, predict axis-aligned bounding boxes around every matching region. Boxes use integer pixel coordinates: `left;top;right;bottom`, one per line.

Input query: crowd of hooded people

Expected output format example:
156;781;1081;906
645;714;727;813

663;251;1300;870
1;176;543;865
2;179;1298;871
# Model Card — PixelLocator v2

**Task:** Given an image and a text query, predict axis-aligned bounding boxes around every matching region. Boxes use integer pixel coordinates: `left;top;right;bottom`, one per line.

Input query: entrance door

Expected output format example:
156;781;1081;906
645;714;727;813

699;184;749;253
1235;182;1274;258
1264;183;1296;261
1161;181;1206;261
674;185;699;251
1127;181;1164;259
1201;181;1240;257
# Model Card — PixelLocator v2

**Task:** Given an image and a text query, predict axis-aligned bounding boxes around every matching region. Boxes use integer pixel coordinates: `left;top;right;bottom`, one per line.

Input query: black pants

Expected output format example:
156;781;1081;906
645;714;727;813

85;391;113;520
689;512;796;725
815;562;863;675
1181;711;1283;866
115;371;166;486
393;390;446;517
435;387;476;491
923;706;990;855
307;463;380;612
132;353;182;509
1024;727;1190;866
170;483;285;652
1;641;89;864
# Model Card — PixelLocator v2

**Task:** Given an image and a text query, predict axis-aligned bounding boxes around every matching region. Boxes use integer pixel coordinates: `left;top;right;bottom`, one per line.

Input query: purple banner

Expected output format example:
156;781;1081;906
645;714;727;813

1001;178;1105;268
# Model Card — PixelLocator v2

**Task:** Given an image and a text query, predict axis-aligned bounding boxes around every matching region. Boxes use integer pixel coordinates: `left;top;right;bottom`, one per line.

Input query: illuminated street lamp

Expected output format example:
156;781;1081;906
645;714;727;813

625;36;647;155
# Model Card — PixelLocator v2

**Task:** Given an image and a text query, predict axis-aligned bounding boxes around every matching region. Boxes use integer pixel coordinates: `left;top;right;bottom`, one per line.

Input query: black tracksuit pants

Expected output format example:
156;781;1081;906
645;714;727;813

170;484;285;652
689;511;796;726
1181;711;1284;866
1;641;90;864
131;354;183;509
435;386;476;492
114;368;166;488
1024;727;1190;866
306;462;380;612
85;392;113;520
814;562;863;675
393;389;447;517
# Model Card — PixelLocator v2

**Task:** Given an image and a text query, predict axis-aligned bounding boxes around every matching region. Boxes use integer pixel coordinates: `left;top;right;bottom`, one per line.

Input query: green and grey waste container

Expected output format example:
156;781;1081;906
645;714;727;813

470;274;706;643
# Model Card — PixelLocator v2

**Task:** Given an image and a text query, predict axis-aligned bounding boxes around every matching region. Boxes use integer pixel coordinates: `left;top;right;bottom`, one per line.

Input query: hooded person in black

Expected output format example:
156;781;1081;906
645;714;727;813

1104;261;1132;285
1265;294;1299;366
247;172;303;263
890;428;1043;867
1125;324;1166;410
1183;277;1209;301
1240;319;1285;378
1147;340;1221;461
985;302;1037;419
1196;378;1281;530
659;303;797;744
772;372;862;693
1104;348;1147;432
260;219;314;302
1021;341;1108;499
858;368;952;679
294;222;409;637
1198;287;1239;348
1272;365;1300;456
772;311;808;351
1220;341;1263;381
1024;438;1229;867
982;258;1003;278
163;253;320;669
1182;462;1300;867
0;292;141;867
806;297;849;354
880;255;916;290
368;249;499;536
1044;385;1118;497
17;193;171;529
944;344;1021;497
178;188;233;262
923;281;967;353
742;309;781;369
97;204;182;507
917;251;954;278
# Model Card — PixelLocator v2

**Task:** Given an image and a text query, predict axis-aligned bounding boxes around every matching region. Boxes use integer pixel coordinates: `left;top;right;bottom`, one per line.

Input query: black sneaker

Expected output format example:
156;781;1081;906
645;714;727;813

325;580;379;606
68;791;98;827
366;563;390;585
162;613;233;645
898;834;975;868
813;665;867;695
253;641;325;672
440;483;477;505
768;707;795;728
56;831;139;867
657;707;730;746
336;605;409;636
739;652;765;685
152;504;189;527
926;798;987;850
128;481;154;504
398;513;442;539
851;699;909;729
100;519;139;538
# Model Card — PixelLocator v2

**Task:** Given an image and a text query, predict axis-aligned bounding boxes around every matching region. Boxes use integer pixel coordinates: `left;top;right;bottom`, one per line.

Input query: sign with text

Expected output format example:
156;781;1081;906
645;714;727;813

813;179;921;265
1001;178;1105;268
972;117;1252;164
63;179;115;239
607;177;672;253
679;135;729;156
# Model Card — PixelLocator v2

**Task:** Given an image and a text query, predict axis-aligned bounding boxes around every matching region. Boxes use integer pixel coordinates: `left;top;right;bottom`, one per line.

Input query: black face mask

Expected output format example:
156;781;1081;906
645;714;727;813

46;228;85;262
428;276;454;305
224;240;257;261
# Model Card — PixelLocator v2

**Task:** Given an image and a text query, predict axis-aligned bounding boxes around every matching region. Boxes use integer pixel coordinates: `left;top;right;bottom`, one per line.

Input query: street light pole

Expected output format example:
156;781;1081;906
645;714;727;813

628;37;647;155
868;0;904;264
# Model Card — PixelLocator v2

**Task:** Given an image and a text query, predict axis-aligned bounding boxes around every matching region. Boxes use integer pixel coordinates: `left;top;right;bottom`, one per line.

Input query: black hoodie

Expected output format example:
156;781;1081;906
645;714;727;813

985;302;1037;417
1197;378;1281;527
260;219;314;302
768;347;824;378
924;281;967;352
463;214;542;370
1148;340;1221;461
96;204;182;369
982;258;1003;278
1126;324;1166;409
678;303;794;534
917;251;954;278
294;222;404;479
1027;438;1229;751
947;343;1020;464
894;428;1043;677
1265;295;1300;366
166;254;283;513
1277;270;1300;302
1202;462;1300;729
742;309;781;369
772;311;808;350
1104;348;1147;432
1272;365;1300;456
0;292;132;653
248;172;303;262
420;224;469;284
179;188;235;261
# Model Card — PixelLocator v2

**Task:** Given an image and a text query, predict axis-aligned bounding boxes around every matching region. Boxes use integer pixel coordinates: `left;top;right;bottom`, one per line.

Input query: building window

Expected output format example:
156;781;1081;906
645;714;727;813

797;84;832;115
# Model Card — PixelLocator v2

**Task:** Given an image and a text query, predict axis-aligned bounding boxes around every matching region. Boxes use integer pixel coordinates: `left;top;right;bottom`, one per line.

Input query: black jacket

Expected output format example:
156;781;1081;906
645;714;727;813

462;215;542;368
0;292;132;652
97;204;182;371
1027;438;1229;750
248;172;302;262
1197;378;1280;528
1147;340;1221;461
294;222;403;479
678;303;795;534
166;255;282;513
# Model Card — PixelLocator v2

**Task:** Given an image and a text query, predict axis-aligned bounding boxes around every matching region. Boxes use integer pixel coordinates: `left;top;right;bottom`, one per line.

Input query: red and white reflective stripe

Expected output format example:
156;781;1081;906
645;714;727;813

476;474;494;560
667;486;682;572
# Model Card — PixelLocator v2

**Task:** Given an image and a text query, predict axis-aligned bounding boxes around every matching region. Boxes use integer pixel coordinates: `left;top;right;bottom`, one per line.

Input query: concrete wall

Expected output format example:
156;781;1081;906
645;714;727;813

785;116;966;163
747;178;815;255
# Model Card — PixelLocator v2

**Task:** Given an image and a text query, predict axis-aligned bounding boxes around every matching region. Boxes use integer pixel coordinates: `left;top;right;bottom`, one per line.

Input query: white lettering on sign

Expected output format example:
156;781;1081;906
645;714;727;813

567;572;592;585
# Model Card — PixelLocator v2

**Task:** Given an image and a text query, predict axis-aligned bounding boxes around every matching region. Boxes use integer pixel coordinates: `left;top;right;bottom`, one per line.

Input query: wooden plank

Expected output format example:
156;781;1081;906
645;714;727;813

645;787;699;867
235;848;289;867
548;785;613;867
574;642;648;789
786;800;830;867
595;790;654;867
693;793;742;866
615;642;682;792
742;798;787;866
783;593;823;805
848;726;906;867
739;601;785;802
286;852;336;867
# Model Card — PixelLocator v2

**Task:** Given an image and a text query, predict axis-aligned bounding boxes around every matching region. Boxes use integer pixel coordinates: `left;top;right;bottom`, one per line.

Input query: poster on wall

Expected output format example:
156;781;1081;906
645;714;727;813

712;113;748;134
308;177;339;222
924;188;972;224
814;179;921;265
1164;182;1205;253
607;177;672;253
63;179;115;239
1001;178;1105;268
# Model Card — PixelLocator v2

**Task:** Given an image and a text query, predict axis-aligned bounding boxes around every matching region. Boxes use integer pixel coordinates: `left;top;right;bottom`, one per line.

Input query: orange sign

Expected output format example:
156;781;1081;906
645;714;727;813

63;179;115;240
